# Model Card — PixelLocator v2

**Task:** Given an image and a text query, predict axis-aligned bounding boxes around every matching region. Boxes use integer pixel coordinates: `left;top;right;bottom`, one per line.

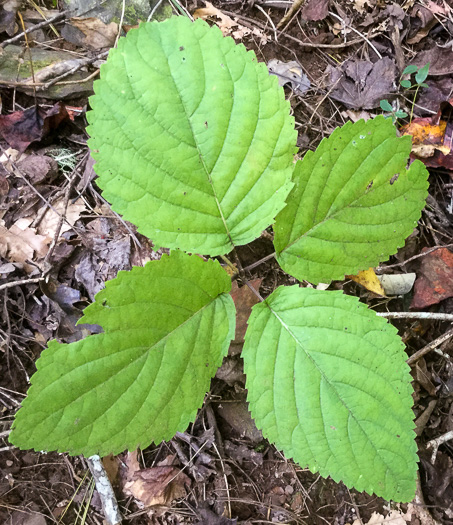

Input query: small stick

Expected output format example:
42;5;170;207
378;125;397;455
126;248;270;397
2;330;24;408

328;11;382;58
407;328;453;366
277;0;305;29
426;430;453;464
0;11;67;48
377;312;453;322
87;455;122;525
378;243;453;270
0;277;44;292
0;430;11;439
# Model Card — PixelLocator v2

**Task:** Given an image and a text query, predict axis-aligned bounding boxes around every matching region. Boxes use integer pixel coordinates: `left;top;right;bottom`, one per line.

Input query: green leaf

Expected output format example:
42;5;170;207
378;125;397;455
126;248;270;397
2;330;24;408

415;63;429;84
273;116;428;284
420;82;429;88
399;79;411;89
87;17;296;256
394;111;408;118
379;99;393;112
402;65;418;75
243;286;417;502
10;251;235;456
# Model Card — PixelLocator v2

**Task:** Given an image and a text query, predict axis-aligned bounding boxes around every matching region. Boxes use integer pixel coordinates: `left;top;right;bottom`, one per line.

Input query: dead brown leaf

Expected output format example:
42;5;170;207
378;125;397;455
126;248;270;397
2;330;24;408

412;46;453;76
411;248;453;309
327;58;397;109
301;0;330;21
346;268;386;296
193;2;268;43
122;451;190;507
37;197;85;241
62;17;118;50
230;278;262;343
0;102;70;153
0;217;48;272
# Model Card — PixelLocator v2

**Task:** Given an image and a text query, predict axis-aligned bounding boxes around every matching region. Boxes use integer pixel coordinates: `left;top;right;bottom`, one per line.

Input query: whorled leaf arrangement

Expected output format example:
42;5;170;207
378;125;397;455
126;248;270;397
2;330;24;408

10;16;429;503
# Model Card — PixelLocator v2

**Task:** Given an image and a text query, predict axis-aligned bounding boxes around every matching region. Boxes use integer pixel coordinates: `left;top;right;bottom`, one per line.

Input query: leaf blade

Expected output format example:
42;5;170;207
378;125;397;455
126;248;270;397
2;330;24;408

87;17;296;255
10;251;235;456
243;286;418;502
274;116;428;284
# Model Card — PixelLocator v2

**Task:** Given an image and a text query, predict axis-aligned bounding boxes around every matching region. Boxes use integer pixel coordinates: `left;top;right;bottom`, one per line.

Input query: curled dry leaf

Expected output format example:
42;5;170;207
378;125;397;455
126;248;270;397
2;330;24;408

377;273;416;296
346;268;386;296
268;59;311;95
122;451;190;507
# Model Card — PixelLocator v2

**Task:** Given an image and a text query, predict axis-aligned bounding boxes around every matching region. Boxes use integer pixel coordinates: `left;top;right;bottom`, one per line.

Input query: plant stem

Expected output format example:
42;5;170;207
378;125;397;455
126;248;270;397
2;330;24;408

409;85;421;123
243;252;276;272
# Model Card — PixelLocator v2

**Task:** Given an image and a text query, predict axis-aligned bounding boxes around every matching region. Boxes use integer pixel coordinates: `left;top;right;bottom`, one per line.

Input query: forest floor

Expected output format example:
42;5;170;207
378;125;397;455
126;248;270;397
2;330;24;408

0;0;453;524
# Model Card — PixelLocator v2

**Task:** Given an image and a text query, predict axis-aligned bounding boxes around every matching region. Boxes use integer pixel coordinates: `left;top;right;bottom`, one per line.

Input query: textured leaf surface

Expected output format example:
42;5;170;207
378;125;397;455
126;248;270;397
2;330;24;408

274;116;428;284
87;17;296;255
243;286;417;501
10;252;235;456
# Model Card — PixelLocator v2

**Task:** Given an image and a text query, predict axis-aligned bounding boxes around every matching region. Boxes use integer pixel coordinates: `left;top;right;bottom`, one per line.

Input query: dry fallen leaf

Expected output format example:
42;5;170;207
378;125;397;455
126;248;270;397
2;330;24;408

0;218;48;272
346;268;386;296
122;451;190;507
37;197;85;241
411;247;453;309
268;59;311;95
327;58;397;109
230;278;263;343
377;273;416;296
193;2;268;44
351;509;408;525
63;17;118;50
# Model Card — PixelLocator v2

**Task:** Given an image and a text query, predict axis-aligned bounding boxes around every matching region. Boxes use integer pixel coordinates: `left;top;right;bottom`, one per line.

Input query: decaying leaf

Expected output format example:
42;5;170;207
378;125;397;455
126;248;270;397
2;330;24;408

377;273;416;296
268;59;311;95
401;98;453;171
193;2;268;43
346;268;386;296
230;278;262;343
411;247;453;309
301;0;330;21
0;102;70;152
37;197;85;241
327;58;397;109
0;218;48;272
412;46;453;76
62;17;118;50
122;451;190;507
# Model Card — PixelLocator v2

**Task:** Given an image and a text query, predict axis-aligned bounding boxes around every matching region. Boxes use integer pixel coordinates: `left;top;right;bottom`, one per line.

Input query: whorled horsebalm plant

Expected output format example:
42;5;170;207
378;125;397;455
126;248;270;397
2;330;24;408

10;16;429;503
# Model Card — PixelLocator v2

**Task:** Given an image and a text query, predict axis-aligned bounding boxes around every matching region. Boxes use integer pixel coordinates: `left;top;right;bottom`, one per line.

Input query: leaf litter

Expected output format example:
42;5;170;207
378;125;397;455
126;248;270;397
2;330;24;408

1;1;453;524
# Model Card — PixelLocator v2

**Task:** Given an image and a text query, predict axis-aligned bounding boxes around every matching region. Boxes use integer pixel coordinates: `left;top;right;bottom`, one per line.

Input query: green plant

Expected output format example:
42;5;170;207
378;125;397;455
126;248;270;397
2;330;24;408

10;17;429;503
381;63;430;123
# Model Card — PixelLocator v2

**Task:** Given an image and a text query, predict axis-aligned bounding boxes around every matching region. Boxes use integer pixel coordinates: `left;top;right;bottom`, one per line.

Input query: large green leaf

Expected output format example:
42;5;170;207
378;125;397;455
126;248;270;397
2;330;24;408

10;251;235;456
87;17;296;256
274;116;428;284
243;286;417;502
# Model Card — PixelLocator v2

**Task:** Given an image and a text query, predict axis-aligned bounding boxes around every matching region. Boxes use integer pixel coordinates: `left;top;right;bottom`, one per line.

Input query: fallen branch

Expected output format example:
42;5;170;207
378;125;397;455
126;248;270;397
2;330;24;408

377;312;453;322
426;430;453;464
407;327;453;365
87;455;122;525
0;11;67;48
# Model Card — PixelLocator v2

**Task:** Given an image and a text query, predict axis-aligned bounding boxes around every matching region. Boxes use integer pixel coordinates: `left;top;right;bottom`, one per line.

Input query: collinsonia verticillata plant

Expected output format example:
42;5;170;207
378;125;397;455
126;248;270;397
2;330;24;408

10;16;429;503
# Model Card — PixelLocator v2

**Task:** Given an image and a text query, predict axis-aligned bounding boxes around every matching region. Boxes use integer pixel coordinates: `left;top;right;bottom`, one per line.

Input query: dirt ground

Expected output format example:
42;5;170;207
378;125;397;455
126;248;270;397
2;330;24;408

1;0;453;524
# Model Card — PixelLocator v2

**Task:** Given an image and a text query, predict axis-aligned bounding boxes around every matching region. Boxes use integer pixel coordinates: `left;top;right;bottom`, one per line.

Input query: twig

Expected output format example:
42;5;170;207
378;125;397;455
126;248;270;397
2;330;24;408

114;0;126;48
377;312;453;322
255;4;278;41
148;0;165;21
243;252;276;273
223;10;367;48
328;11;382;59
0;277;44;292
407;328;453;365
36;51;109;92
426;430;453;464
277;0;305;29
0;11;67;48
0;430;11;439
378;244;453;270
87;455;122;525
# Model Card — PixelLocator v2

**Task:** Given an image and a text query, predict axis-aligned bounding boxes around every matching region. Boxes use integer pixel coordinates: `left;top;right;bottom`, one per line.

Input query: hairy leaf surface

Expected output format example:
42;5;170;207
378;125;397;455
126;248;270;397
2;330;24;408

243;286;417;501
87;17;296;255
274;116;428;284
10;252;235;456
